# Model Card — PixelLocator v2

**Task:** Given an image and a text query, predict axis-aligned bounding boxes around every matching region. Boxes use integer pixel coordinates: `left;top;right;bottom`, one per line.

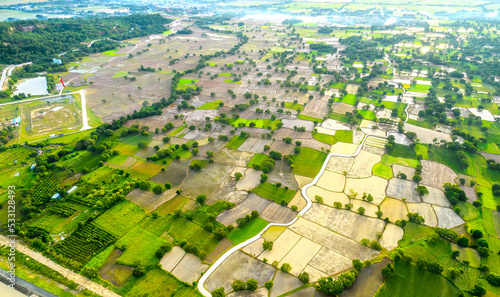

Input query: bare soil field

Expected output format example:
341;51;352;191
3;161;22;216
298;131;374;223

307;186;350;206
258;228;302;264
236;168;262;190
344;176;388;205
351;199;379;218
325;156;354;174
420;160;458;189
331;102;355;114
422;187;451;207
432;205;465;229
260;202;297;224
270;270;305;297
242;237;265;257
98;248;133;287
279;237;322;276
217;194;271;226
181;162;232;199
407;203;438;227
303;204;386;242
282;119;315;131
267;160;299;190
289;191;307;210
379;198;408;222
379;224;404;251
460;186;477;202
149;160;190;187
301;99;328;119
160;246;186;272
171;253;208;283
308;247;352;276
316;170;346;192
404;124;452;144
347;150;381;178
205;251;276;293
386;178;420;202
330;142;358;155
215;149;254;167
340;258;391;297
126;188;177;212
206;238;233;264
392;164;415;178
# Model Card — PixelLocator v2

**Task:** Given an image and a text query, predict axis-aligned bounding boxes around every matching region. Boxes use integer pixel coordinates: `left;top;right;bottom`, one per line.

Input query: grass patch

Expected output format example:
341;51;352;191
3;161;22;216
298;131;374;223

312;132;337;145
119;134;152;146
223;79;241;84
84;245;115;270
340;94;357;105
168;126;185;137
375;261;460;297
381;154;420;168
399;222;435;247
283;102;304;111
112;71;129;78
389;143;417;159
190;159;209;170
177;79;199;90
407;119;434;129
168;217;219;255
415;143;429;159
252;182;297;204
297;114;323;123
247;153;271;168
230;118;282;130
225;136;248;150
334;130;353;143
124;267;179;297
290;147;328;178
372;163;393;179
115;226;167;267
357;110;377;121
427;146;462;173
228;217;269;244
94;200;147;237
196;100;223;110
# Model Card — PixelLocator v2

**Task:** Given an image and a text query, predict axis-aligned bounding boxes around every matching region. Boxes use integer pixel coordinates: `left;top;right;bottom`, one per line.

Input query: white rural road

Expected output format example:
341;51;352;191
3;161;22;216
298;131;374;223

0;62;31;91
197;135;368;296
79;89;91;130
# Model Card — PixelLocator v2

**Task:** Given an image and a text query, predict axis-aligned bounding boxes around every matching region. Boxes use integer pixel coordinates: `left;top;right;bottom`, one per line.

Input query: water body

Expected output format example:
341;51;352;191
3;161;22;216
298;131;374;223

13;77;48;96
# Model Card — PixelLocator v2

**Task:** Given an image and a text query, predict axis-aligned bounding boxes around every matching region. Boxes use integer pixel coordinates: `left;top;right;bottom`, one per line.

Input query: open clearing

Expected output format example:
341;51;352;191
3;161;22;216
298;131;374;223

386;178;420;202
288;218;380;261
316;170;346;192
347;150;381;178
303;203;386;242
407;203;438;227
205;251;276;293
432;205;465;228
420;160;458;189
344;176;388;204
379;198;408;222
306;186;350;206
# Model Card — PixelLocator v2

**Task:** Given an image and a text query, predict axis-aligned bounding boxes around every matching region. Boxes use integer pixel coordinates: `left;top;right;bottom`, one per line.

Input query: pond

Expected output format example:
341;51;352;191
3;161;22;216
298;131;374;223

13;76;48;96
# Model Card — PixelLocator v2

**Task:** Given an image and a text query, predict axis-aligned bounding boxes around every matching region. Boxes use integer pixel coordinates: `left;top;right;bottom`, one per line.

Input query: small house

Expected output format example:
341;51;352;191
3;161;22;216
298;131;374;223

51;193;61;200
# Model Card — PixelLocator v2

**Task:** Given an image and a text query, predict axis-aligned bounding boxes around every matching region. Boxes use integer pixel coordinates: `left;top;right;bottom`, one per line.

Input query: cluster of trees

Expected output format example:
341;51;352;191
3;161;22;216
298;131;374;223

316;259;364;295
236;210;259;228
0;14;171;67
443;183;467;205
